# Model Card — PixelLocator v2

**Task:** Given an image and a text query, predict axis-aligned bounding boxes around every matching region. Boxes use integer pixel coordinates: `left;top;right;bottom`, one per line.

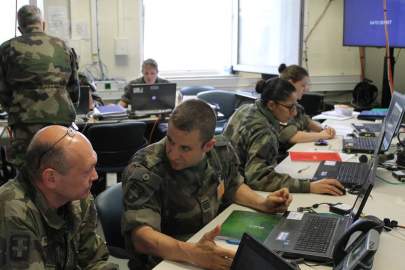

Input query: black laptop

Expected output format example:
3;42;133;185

343;91;405;154
231;233;297;270
129;83;176;116
76;85;90;115
264;162;376;262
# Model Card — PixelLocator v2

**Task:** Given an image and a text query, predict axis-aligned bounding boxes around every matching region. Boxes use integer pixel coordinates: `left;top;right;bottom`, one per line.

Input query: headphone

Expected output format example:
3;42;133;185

383;218;405;231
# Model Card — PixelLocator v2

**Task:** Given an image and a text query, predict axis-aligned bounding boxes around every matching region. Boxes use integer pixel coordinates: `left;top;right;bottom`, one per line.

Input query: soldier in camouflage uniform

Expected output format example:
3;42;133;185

0;125;118;269
119;58;169;107
122;99;293;270
223;78;344;195
278;64;335;147
0;5;79;167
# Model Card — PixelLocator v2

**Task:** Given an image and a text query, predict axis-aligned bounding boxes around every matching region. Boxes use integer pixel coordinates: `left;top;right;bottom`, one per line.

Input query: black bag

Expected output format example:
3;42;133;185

352;79;378;109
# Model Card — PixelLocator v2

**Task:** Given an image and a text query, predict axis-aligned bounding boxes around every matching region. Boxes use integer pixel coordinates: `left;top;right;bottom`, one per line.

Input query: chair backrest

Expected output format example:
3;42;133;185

197;90;237;118
85;121;147;170
180;85;216;96
95;182;129;258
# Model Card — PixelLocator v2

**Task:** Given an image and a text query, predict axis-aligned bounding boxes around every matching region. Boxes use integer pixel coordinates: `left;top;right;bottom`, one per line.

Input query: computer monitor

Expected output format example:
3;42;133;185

380;91;405;151
231;233;297;270
76;85;90;115
129;83;176;113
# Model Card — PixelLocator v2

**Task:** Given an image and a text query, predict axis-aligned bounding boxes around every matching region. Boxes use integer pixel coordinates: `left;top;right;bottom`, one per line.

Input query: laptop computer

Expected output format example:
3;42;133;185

343;91;405;154
76;85;90;115
231;233;297;270
264;162;376;262
129;83;176;116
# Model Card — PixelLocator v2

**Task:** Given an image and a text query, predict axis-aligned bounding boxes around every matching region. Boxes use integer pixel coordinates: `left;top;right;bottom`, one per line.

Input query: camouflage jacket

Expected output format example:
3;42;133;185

223;100;310;193
122;136;243;243
278;104;311;144
0;26;79;126
120;77;169;104
0;173;117;270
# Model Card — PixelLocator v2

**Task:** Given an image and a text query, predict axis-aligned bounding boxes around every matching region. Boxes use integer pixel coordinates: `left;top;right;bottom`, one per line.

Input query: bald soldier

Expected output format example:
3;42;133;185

0;5;79;167
0;125;117;269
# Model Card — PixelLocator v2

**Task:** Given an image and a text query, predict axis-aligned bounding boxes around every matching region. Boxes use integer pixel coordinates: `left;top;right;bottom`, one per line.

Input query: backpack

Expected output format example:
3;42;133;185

352;79;378;109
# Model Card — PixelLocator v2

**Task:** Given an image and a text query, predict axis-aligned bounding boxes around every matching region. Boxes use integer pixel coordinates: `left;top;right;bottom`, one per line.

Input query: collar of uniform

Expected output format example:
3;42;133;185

17;172;67;230
255;100;280;129
23;25;44;33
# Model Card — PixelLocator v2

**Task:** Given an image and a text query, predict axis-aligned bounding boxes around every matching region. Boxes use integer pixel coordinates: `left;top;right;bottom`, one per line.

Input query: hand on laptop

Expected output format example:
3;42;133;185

320;127;336;139
192;225;235;270
262;188;293;213
310;179;345;196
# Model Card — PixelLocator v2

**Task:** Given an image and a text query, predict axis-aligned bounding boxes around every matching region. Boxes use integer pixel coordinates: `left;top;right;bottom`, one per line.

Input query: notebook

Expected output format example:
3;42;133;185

231;233;297;270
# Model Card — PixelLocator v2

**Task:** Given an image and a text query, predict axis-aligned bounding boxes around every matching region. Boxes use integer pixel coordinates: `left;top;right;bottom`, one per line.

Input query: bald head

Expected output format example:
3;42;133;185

25;125;93;181
17;5;43;32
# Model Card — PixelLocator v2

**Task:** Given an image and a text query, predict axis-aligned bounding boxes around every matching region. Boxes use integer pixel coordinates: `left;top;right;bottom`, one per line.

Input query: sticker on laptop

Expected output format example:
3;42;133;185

321;171;328;177
287;212;304;220
324;161;336;166
276;232;289;241
132;87;143;94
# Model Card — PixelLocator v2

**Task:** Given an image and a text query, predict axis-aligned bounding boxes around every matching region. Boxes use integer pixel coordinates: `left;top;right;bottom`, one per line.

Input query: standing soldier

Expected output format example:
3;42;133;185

0;5;79;168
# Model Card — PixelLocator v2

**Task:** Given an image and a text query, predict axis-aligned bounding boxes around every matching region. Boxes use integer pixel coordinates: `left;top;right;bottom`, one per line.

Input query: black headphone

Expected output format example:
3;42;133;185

383;218;405;231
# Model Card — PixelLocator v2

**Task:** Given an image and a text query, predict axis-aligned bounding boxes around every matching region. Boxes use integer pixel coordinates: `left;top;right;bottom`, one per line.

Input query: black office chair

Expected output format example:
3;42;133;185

95;182;130;259
180;85;216;96
197;90;237;134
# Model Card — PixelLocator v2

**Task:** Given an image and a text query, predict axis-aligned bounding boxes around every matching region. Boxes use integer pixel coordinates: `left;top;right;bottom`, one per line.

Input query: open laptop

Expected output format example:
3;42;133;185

76;85;90;115
231;233;297;270
264;161;376;262
342;91;405;154
129;83;176;116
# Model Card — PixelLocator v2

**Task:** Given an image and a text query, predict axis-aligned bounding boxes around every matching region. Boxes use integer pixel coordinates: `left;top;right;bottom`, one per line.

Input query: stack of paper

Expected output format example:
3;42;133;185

93;105;128;119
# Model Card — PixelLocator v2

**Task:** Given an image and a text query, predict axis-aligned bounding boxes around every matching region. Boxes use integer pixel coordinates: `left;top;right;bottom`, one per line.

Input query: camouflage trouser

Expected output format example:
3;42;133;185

9;124;46;168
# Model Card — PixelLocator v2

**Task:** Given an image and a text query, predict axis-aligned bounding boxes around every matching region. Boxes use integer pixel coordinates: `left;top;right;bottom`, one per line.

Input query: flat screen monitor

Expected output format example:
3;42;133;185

343;0;405;48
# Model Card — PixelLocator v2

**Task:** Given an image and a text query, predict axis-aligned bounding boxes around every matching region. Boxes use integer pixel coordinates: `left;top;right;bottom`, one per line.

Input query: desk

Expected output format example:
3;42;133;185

154;117;405;270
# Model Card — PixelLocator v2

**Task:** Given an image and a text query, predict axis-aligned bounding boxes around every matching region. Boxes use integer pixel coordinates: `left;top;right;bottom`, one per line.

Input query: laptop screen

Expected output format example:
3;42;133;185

231;233;296;270
380;91;405;151
129;83;176;112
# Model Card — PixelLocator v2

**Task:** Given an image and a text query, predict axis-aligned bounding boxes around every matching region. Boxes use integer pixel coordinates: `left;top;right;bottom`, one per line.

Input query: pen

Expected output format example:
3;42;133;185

297;166;311;174
225;239;240;245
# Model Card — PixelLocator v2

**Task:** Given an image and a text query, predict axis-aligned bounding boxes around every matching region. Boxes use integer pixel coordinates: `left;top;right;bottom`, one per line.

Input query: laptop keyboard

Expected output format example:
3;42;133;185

294;215;338;254
363;123;382;133
338;163;367;185
352;137;376;150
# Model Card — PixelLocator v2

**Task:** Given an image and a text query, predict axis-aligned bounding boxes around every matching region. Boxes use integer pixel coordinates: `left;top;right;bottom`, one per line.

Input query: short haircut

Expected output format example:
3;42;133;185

278;64;309;83
25;140;70;182
255;77;296;105
142;58;159;72
17;5;42;30
169;99;216;144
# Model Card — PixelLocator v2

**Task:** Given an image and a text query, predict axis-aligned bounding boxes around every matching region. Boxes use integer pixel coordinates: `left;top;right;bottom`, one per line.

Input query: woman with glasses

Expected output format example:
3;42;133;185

223;78;344;195
278;64;336;146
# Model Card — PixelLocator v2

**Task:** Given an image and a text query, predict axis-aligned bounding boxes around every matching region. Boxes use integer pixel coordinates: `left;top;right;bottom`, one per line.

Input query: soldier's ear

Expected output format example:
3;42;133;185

203;138;216;153
41;168;57;189
267;100;277;111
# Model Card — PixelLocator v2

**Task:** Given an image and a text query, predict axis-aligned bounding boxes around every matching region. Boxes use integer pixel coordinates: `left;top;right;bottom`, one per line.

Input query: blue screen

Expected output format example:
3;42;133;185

344;0;405;47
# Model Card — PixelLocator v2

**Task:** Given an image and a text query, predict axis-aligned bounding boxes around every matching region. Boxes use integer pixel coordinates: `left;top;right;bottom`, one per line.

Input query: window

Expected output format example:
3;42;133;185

143;0;233;75
143;0;302;75
0;0;44;44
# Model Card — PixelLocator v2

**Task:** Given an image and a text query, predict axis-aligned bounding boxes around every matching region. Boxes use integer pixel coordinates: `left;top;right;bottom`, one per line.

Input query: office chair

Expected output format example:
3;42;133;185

180;85;216;96
197;90;237;134
85;121;147;194
95;182;130;259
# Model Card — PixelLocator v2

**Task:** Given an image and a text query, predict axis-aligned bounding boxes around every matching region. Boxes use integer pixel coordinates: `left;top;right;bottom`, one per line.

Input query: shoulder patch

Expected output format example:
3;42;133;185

9;234;30;262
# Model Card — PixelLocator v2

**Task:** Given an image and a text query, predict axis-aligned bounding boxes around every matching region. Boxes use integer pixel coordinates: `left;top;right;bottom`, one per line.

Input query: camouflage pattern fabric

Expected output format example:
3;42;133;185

0;25;79;126
0;172;118;269
121;135;243;268
278;104;311;144
121;77;169;105
223;100;310;193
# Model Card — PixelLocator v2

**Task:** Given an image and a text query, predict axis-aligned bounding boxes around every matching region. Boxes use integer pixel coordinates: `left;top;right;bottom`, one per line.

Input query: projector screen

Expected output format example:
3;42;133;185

343;0;405;48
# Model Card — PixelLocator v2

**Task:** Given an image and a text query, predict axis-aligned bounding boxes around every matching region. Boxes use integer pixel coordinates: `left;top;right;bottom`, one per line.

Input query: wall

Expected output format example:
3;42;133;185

43;0;405;102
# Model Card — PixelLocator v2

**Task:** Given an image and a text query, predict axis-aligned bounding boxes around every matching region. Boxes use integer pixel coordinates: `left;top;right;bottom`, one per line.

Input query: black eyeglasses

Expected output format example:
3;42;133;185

37;123;78;169
275;101;297;112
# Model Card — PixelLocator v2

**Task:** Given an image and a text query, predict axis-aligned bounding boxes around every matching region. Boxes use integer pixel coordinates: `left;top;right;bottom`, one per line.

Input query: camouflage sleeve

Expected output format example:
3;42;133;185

243;129;310;193
0;200;46;269
221;143;244;204
121;163;162;236
77;196;118;270
279;125;299;144
0;44;12;109
67;48;80;104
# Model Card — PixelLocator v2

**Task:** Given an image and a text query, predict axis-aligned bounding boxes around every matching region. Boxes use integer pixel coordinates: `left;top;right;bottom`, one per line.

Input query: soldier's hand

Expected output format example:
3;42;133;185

320;127;336;139
262;188;292;213
191;225;235;270
310;179;345;196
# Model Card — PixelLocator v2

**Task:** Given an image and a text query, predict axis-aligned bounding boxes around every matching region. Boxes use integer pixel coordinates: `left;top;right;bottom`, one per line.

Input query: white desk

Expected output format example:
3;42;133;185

154;118;405;270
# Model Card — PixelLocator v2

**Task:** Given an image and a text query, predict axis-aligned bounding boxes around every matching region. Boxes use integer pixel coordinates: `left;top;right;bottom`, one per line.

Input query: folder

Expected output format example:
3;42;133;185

289;151;342;162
